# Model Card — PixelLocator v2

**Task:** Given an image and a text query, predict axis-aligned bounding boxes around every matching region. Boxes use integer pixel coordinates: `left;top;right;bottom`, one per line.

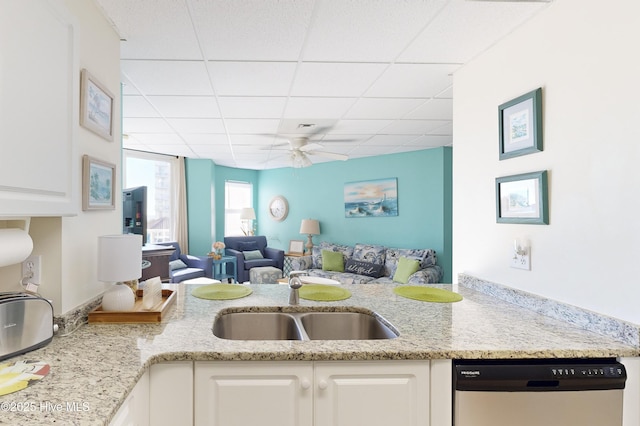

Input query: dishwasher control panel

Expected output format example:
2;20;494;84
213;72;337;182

454;358;626;392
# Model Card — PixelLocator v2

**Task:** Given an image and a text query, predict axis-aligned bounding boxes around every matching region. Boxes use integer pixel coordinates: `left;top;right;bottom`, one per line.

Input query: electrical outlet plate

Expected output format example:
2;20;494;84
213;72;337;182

22;254;42;284
511;251;530;270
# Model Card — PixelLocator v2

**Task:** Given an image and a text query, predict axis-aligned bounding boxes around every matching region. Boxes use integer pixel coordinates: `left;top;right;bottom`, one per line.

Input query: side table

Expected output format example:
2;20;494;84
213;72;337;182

283;254;312;276
212;256;237;283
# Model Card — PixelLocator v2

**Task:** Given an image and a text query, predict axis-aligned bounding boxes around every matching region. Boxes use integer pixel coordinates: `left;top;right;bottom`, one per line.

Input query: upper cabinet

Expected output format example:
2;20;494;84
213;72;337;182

0;0;78;216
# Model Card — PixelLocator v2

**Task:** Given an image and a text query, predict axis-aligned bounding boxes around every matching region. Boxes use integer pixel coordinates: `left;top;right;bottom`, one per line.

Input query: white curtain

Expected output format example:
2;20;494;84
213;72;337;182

173;156;189;254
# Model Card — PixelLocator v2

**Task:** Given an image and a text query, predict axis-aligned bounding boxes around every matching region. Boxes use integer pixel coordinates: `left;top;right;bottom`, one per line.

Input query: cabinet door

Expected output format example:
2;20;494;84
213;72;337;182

150;362;193;426
194;361;313;426
0;0;78;216
110;370;149;426
314;361;430;426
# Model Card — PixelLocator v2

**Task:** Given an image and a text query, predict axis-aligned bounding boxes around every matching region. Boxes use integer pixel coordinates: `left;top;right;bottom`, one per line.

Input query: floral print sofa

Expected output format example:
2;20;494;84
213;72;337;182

289;242;443;284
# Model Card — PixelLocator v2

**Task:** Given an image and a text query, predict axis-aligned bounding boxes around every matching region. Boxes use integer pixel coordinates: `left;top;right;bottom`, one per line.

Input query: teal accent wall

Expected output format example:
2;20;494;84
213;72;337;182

185;148;452;281
259;147;452;282
185;159;216;255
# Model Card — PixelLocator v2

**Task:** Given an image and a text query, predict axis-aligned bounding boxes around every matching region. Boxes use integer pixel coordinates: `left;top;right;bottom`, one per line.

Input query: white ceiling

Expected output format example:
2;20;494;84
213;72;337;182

96;0;550;170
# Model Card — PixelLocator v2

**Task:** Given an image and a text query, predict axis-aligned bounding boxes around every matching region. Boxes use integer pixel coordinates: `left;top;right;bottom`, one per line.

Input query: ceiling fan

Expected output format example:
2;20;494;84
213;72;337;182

277;137;349;168
266;123;352;168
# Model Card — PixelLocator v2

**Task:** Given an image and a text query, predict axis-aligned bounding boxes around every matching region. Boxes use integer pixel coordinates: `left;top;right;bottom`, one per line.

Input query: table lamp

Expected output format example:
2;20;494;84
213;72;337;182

240;207;256;235
98;234;142;311
299;219;320;255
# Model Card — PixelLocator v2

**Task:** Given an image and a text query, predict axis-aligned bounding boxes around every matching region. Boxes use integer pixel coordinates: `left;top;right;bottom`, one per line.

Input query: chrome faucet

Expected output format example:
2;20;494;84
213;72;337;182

288;271;308;305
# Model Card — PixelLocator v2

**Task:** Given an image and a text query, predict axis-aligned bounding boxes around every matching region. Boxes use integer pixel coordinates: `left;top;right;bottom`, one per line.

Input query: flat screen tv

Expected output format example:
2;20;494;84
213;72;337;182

122;186;147;245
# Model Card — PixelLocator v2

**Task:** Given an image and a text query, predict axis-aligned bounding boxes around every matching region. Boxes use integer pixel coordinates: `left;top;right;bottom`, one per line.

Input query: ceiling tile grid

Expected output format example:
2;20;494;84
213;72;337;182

100;0;551;169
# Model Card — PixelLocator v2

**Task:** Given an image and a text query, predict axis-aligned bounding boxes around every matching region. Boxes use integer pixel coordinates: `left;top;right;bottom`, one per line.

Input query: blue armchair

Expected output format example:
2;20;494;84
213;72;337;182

161;241;213;283
224;236;284;283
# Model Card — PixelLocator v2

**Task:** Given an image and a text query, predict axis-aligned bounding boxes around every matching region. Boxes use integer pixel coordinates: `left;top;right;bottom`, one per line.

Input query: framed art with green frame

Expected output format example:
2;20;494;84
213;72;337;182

496;170;549;224
498;88;543;160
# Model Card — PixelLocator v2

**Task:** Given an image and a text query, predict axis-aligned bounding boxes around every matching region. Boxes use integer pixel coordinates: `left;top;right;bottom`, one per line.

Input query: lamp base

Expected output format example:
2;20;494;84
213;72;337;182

305;234;314;255
102;283;135;311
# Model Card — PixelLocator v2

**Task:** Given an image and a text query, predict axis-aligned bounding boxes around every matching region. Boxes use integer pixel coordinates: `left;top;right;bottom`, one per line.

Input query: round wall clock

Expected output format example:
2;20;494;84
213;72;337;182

268;195;289;221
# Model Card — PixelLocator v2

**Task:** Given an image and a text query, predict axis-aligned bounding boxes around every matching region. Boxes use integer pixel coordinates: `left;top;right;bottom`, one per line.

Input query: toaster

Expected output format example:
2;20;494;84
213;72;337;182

0;292;55;362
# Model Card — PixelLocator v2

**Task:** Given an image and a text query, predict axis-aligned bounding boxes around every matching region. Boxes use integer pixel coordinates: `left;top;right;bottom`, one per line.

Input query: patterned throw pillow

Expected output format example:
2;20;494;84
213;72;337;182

352;243;386;265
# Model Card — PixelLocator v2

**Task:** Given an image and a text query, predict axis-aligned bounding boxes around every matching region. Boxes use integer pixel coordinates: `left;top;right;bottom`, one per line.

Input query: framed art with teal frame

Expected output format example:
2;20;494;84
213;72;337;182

498;88;542;160
496;170;548;224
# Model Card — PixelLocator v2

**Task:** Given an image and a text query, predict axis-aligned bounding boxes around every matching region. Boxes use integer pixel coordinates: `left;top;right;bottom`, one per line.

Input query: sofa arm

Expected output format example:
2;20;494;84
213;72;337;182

407;265;443;284
289;255;312;272
264;247;284;269
180;254;213;278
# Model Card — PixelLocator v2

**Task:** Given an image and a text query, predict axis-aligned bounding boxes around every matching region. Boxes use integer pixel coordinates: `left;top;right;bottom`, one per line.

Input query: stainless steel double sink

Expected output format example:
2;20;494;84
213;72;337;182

213;308;399;341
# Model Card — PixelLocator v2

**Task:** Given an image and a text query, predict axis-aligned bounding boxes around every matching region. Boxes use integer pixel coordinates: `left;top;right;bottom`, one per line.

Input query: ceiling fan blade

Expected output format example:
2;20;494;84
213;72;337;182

299;142;324;152
305;150;348;161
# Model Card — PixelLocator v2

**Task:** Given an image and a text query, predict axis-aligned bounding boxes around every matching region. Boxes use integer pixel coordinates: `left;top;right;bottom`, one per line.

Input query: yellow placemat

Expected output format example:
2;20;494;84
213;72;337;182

299;284;352;301
0;360;50;396
393;286;463;303
192;284;253;300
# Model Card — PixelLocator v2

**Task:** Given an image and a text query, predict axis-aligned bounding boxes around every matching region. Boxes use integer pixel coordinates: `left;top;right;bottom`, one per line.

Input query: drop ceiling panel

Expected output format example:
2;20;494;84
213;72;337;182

381;119;451;135
143;144;195;157
328;120;393;134
96;0;202;60
345;98;427;119
190;0;315;61
217;97;287;119
181;134;229;145
123;96;160;118
290;62;388;97
284;97;357;119
167;118;226;133
128;134;184;145
364;135;419;146
405;98;453;120
122;60;213;95
208;61;297;96
225;119;281;134
366;64;460;98
146;96;221;118
123;118;174;133
398;0;549;63
302;0;449;62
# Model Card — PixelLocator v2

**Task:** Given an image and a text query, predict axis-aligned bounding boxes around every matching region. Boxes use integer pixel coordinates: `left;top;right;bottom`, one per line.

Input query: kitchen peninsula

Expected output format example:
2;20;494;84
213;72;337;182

2;281;637;425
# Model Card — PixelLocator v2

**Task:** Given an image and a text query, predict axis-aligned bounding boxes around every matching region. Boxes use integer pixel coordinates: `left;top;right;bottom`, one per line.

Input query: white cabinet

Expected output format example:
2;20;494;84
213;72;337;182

194;360;429;426
150;361;194;426
110;370;149;426
0;0;78;217
194;361;314;426
314;361;430;426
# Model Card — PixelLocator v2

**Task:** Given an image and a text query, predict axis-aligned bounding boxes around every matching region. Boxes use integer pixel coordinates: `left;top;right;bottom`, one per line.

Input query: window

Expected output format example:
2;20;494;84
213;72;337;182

123;150;178;244
225;181;253;236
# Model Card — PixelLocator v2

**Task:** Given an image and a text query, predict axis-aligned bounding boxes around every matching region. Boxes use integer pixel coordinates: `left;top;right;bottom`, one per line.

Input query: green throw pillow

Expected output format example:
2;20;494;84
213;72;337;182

243;250;264;260
322;250;344;272
393;257;421;284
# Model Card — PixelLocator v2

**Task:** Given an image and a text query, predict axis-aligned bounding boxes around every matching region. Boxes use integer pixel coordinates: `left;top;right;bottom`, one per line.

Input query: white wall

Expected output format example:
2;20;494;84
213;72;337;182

453;0;640;323
0;0;121;314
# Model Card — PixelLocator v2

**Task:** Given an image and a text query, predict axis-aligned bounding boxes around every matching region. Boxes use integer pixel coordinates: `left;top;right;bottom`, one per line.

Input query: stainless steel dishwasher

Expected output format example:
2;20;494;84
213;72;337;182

453;358;626;426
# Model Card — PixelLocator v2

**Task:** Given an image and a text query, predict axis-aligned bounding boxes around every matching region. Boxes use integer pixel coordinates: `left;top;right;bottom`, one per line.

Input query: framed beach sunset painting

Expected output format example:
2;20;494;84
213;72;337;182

344;178;398;218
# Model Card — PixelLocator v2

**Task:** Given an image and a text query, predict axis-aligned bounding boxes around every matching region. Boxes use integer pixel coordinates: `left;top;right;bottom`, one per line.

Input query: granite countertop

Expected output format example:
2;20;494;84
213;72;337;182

1;282;637;425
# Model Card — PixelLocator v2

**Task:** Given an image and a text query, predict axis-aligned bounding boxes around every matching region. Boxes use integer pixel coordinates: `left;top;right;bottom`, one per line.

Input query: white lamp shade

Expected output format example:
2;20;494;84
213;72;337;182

300;219;320;235
239;207;256;220
98;234;142;282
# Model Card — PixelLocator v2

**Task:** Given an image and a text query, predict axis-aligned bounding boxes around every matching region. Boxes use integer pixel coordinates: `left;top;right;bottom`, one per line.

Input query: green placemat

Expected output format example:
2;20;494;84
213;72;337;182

191;284;253;300
299;284;352;301
393;286;463;303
